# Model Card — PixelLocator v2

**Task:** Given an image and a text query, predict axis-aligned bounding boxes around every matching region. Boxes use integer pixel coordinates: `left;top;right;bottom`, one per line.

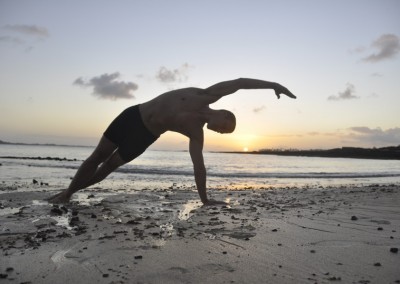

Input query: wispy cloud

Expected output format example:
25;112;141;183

346;127;400;146
156;63;192;83
0;35;26;45
361;34;400;63
3;24;50;39
276;127;400;148
253;105;266;113
328;83;359;101
371;72;383;77
1;24;50;51
73;73;138;100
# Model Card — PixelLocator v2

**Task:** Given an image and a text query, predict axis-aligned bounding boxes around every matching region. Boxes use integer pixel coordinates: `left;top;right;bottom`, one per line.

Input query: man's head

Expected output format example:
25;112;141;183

207;109;236;134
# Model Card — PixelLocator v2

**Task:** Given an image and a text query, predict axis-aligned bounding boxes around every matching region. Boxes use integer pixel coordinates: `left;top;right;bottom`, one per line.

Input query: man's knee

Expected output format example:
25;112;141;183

87;148;114;164
85;153;103;165
88;136;118;163
105;151;126;170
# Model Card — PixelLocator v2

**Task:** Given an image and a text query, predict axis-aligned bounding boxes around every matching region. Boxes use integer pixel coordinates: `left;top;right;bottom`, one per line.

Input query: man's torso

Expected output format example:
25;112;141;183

139;88;208;138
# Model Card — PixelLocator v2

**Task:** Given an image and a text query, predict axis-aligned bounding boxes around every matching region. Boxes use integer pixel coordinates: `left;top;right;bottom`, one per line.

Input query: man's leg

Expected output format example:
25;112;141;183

83;149;126;188
47;135;121;203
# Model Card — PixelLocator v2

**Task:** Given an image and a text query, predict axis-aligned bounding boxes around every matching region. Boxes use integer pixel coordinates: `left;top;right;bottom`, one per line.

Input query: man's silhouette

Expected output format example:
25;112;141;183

47;78;296;205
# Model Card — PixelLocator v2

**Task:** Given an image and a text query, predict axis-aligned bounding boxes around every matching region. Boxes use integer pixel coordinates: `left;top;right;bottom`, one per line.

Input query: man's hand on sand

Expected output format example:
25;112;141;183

274;83;296;99
203;199;228;207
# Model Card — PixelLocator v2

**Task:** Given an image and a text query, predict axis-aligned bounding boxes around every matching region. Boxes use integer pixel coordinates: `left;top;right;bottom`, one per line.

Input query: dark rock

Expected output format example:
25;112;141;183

134;255;143;259
69;216;80;226
374;262;382;267
50;206;63;216
56;232;72;238
351;216;358;221
327;276;341;281
390;247;398;253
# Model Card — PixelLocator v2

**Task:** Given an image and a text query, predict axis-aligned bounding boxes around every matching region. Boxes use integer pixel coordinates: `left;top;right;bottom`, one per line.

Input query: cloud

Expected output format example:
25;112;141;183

349;46;366;54
371;72;383;77
0;35;26;45
253;105;266;113
1;24;49;51
0;35;33;52
3;24;49;39
346;127;400;146
156;63;192;83
328;83;359;101
73;72;138;100
362;34;400;63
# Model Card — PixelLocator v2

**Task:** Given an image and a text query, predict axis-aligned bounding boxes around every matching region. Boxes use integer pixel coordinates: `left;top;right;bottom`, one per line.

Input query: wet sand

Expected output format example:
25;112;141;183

1;183;399;283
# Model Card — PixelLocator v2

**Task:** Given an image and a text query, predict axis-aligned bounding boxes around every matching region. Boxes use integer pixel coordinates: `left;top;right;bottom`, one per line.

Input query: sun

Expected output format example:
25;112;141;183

243;147;249;152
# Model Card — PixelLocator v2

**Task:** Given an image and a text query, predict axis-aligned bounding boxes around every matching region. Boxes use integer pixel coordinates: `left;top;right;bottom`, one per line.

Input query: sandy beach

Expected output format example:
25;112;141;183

1;183;399;284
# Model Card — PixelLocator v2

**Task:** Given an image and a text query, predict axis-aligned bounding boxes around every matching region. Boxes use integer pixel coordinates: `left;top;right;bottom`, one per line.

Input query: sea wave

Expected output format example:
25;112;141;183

2;157;400;180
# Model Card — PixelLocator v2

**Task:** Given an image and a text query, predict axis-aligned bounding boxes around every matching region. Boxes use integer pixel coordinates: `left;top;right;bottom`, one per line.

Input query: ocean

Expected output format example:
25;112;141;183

1;144;400;192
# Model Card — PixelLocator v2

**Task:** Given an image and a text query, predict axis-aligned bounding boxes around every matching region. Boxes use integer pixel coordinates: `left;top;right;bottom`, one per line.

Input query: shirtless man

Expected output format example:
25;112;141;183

47;78;296;205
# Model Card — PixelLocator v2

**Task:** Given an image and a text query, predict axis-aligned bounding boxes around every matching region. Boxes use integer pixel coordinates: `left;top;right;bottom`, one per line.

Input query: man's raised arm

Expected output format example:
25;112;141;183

203;78;296;103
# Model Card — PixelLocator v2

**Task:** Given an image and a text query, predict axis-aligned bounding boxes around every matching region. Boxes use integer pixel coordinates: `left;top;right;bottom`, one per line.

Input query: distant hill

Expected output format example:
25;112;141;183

224;146;400;160
2;139;400;159
0;140;92;148
0;140;54;146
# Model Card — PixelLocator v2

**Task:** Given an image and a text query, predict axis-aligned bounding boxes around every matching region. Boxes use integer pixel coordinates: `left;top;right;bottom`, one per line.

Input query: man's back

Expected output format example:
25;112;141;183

140;87;209;137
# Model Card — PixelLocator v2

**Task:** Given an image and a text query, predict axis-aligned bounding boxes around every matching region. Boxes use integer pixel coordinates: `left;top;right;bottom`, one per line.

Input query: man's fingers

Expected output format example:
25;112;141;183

282;89;296;99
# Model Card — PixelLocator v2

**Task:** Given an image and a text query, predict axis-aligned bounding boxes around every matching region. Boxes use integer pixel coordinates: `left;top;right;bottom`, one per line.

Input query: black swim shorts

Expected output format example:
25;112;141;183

103;105;159;162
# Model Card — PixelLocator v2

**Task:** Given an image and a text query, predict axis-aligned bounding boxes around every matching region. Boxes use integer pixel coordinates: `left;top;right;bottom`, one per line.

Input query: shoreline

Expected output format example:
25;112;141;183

2;140;400;160
1;183;399;283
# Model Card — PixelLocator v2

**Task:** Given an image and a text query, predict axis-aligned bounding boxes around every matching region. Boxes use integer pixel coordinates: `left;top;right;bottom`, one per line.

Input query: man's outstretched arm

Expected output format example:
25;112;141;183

202;78;296;103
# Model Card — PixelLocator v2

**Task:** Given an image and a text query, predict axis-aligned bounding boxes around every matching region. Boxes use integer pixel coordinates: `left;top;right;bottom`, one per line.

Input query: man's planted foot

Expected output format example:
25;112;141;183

46;191;71;204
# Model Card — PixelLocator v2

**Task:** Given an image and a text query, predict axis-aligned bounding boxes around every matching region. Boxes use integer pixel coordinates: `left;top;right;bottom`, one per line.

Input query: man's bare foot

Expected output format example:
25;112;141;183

202;199;228;207
46;191;71;204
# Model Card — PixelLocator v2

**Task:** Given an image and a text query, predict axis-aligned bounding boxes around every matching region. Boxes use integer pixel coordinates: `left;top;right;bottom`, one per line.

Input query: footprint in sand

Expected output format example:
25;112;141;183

50;246;94;272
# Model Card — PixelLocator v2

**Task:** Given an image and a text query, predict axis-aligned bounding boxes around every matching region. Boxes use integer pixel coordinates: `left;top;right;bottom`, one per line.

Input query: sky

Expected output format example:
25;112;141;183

0;0;399;151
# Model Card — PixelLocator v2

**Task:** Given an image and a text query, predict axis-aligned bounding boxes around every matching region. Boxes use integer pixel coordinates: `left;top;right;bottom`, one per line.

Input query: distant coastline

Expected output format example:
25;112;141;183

2;139;400;160
221;146;400;160
0;139;93;148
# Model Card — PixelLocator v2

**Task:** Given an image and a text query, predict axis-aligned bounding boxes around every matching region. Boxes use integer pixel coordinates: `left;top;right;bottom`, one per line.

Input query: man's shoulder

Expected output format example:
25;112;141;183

163;87;204;96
